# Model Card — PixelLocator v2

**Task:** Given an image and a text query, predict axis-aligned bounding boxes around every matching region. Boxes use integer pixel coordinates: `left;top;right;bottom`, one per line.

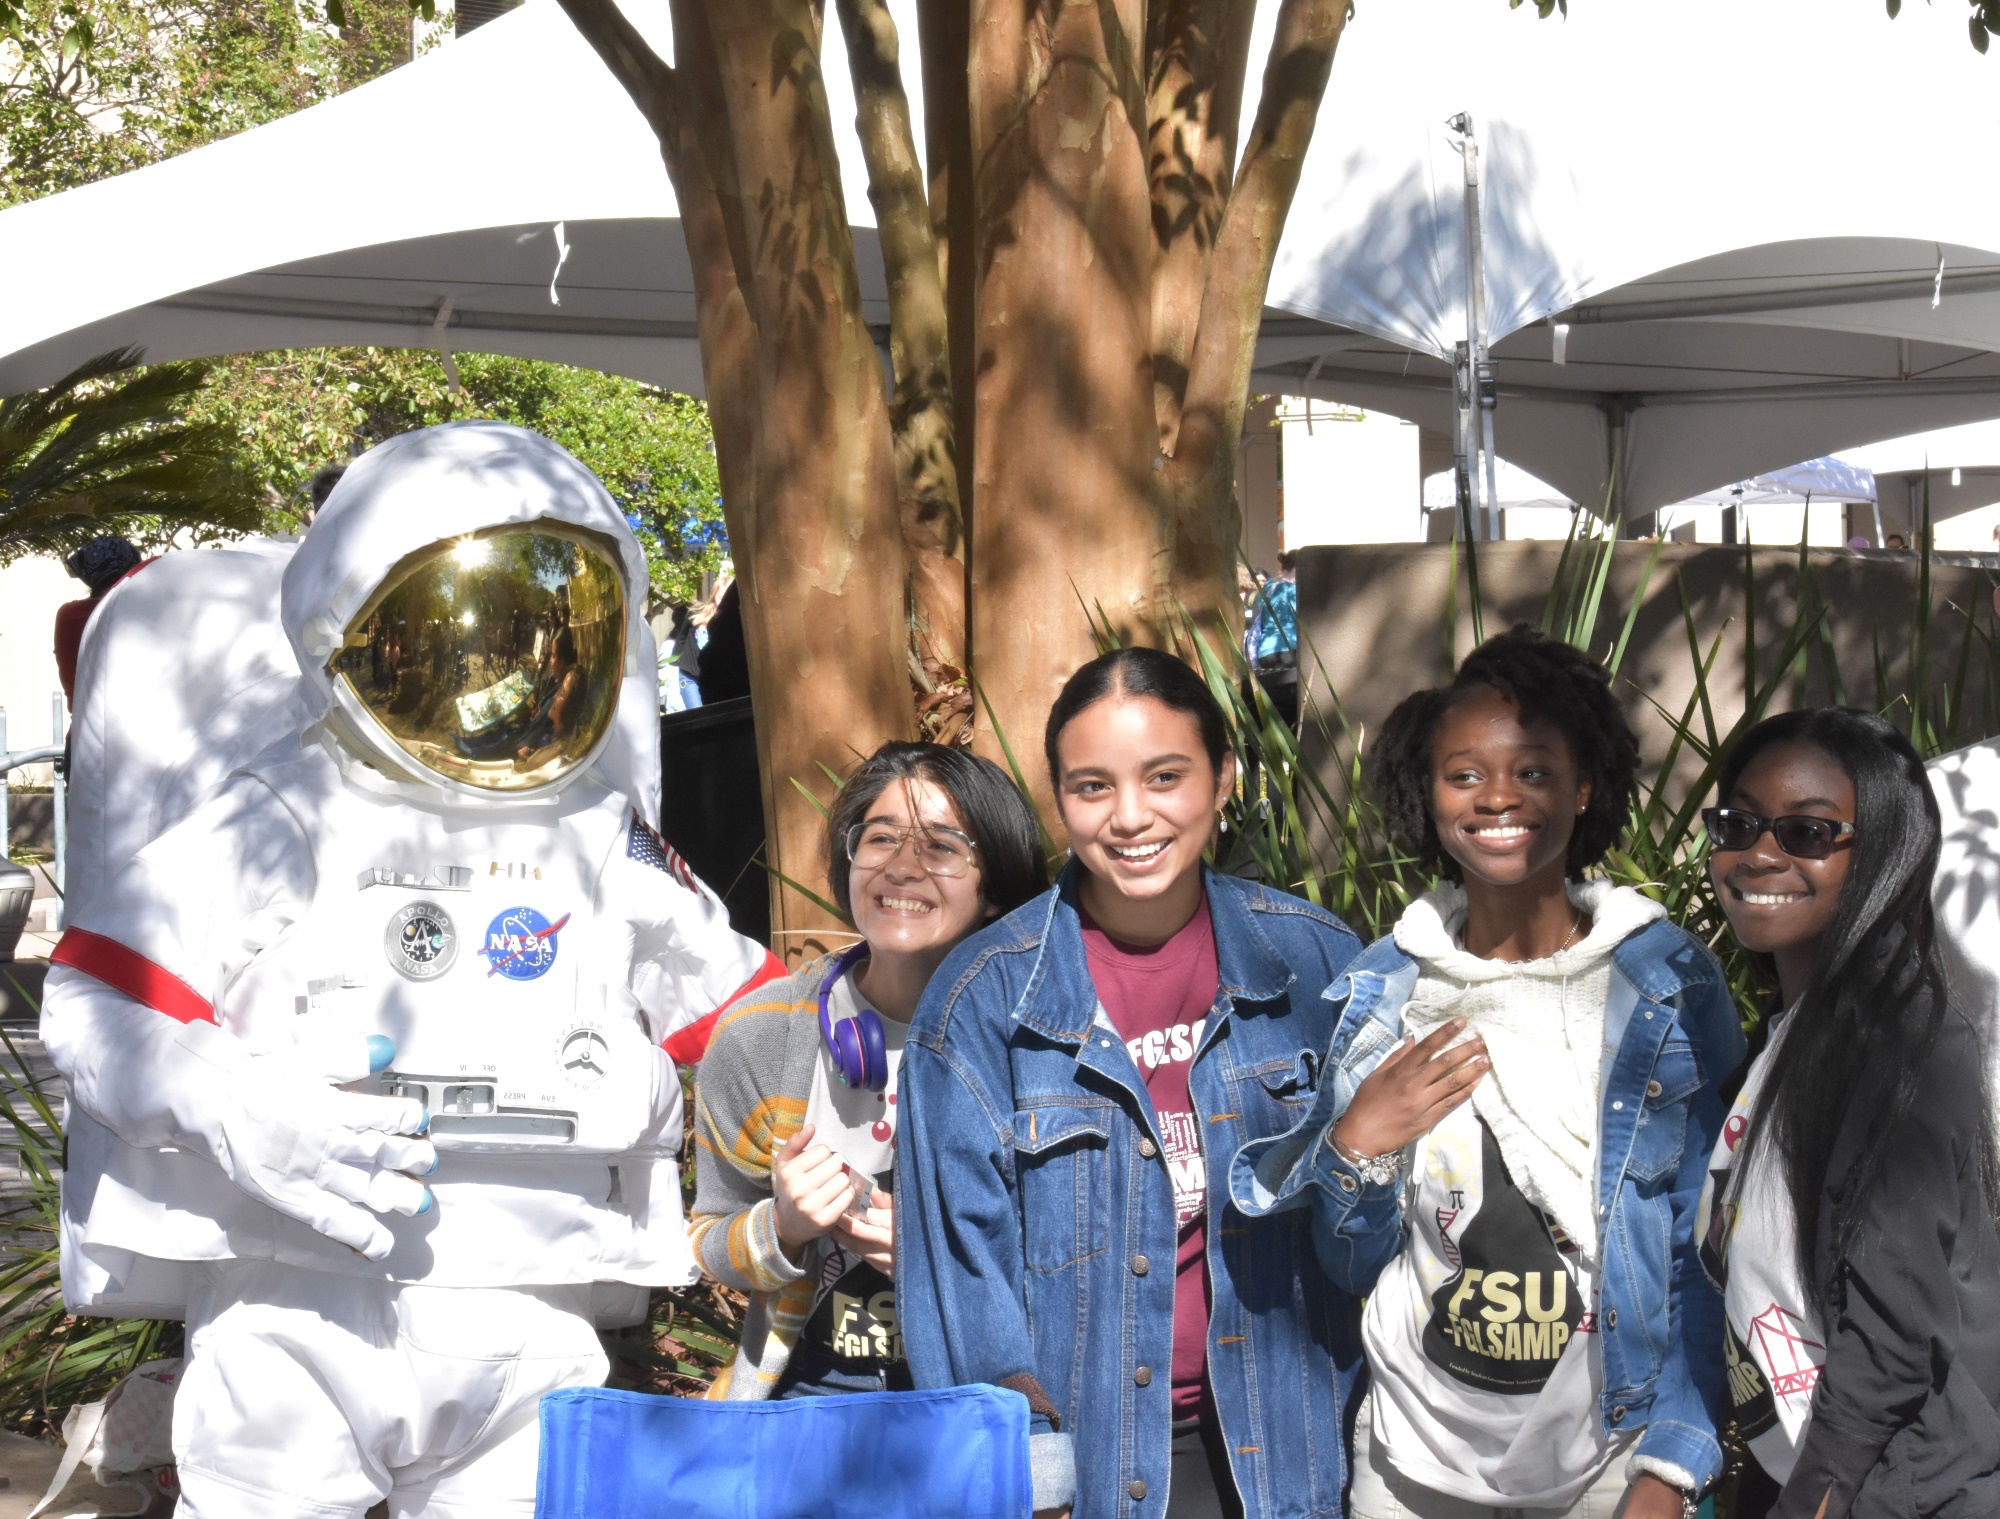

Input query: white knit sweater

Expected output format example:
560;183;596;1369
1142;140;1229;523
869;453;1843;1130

1392;878;1665;1271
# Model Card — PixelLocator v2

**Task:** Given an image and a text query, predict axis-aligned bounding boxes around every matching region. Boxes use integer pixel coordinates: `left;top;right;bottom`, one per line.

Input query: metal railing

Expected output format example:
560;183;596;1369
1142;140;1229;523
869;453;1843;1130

0;695;67;932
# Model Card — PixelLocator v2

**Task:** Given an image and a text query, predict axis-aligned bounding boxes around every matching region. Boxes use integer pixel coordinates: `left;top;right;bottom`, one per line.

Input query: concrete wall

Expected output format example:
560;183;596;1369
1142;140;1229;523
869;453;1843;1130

1297;541;2000;805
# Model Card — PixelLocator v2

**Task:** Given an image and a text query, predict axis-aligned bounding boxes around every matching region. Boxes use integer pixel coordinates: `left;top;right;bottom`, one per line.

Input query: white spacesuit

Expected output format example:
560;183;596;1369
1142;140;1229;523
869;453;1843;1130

41;421;781;1518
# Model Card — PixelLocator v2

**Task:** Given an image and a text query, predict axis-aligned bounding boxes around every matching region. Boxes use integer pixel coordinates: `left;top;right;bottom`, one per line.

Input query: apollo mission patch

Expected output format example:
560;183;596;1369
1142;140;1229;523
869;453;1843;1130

385;901;459;981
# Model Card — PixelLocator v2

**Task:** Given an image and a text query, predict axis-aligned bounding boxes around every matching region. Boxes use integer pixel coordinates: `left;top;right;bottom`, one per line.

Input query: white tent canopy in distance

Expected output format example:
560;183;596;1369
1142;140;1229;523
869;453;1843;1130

2;0;1999;527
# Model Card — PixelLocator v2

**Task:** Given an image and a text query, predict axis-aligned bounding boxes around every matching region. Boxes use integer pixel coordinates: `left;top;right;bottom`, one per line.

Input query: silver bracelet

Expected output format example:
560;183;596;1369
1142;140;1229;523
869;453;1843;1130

1331;1134;1402;1188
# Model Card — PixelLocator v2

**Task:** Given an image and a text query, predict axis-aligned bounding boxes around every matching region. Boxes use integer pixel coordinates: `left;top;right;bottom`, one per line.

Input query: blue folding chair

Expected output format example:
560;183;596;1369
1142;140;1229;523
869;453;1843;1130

537;1384;1033;1519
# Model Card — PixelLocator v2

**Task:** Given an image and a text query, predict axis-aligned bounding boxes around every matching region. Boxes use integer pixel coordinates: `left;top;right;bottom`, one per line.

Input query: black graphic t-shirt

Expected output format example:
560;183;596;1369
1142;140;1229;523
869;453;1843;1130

1362;1106;1613;1504
1420;1122;1585;1393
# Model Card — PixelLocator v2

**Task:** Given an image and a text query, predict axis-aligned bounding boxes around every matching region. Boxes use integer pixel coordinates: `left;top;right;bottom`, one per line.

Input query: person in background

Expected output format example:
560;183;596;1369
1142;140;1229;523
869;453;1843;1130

1885;533;1909;550
54;535;144;704
697;580;750;705
669;602;704;710
1700;708;2000;1519
898;647;1365;1519
304;462;346;525
690;742;1046;1400
1233;626;1740;1519
1246;551;1300;729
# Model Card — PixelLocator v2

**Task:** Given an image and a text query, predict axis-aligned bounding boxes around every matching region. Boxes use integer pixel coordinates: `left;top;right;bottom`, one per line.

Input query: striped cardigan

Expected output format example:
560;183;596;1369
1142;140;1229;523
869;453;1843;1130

689;950;851;1399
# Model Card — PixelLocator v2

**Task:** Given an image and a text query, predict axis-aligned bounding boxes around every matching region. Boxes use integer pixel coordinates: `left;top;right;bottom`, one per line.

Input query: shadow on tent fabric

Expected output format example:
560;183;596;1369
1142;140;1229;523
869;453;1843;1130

536;1383;1032;1519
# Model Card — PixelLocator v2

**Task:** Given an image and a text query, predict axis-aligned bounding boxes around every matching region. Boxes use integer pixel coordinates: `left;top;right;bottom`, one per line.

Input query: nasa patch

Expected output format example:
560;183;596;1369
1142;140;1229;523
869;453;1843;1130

385;901;458;981
481;906;570;981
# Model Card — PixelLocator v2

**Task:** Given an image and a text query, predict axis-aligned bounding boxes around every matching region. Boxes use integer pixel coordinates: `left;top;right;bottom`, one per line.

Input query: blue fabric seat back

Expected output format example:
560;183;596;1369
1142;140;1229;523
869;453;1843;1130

537;1384;1032;1519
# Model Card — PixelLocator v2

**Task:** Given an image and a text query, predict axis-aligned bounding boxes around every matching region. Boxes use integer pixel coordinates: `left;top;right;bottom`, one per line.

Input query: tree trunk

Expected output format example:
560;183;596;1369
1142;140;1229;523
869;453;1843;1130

558;0;914;958
966;0;1163;818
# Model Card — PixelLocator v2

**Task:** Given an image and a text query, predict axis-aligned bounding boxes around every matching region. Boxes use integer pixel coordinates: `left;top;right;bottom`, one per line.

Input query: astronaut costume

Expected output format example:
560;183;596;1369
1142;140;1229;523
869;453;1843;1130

42;422;782;1518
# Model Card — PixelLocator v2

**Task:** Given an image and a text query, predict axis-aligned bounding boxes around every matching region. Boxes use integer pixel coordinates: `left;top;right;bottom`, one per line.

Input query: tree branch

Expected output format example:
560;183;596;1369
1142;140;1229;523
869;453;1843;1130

833;0;962;564
550;0;680;143
1168;0;1345;483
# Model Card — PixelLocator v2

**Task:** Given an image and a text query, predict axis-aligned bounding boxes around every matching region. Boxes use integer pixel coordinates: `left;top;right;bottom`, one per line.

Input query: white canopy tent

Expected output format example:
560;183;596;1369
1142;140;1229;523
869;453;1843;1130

1248;0;2000;523
3;0;2000;530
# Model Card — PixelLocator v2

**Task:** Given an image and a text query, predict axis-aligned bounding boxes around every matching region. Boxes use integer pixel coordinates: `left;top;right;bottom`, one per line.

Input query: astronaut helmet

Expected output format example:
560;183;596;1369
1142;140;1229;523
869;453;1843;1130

284;422;658;808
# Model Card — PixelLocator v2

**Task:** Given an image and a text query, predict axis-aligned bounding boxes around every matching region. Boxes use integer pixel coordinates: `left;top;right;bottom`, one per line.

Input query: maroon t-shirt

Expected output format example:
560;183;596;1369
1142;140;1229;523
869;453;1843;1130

1081;894;1220;1422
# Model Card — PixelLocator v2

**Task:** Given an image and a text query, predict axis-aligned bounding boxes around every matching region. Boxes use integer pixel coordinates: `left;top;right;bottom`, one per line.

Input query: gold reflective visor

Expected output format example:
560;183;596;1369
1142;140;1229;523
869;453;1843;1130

330;524;627;792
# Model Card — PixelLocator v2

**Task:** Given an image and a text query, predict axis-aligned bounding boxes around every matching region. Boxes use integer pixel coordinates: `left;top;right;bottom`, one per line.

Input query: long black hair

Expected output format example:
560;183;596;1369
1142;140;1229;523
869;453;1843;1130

1043;647;1231;785
1718;708;1993;1304
1367;626;1640;881
824;742;1049;923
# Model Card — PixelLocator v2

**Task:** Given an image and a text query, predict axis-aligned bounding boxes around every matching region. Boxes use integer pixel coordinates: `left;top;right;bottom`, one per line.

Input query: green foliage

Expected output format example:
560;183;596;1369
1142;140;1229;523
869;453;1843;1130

0;346;259;563
1;0;417;209
194;347;729;602
2;0;728;598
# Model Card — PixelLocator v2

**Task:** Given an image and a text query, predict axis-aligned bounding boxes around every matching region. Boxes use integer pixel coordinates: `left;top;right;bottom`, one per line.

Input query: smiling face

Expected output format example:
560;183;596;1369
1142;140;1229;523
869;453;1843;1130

846;778;992;963
1055;694;1235;926
1710;740;1856;963
1429;685;1589;889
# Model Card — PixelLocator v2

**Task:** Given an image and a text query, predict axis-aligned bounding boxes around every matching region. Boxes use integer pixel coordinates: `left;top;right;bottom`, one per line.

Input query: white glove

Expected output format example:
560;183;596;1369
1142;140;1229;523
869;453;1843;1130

164;1023;437;1261
42;965;438;1264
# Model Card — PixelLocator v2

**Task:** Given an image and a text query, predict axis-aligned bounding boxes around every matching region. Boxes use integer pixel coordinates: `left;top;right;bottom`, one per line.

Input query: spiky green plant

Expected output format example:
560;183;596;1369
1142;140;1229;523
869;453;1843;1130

0;347;258;565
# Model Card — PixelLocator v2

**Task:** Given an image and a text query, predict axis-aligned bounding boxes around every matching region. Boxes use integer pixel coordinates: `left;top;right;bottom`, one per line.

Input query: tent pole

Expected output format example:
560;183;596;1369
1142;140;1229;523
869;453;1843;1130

1450;113;1500;542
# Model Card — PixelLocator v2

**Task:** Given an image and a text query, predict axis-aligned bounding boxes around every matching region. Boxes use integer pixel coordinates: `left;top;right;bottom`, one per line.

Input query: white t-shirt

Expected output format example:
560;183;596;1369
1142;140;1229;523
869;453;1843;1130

795;969;907;1371
802;970;907;1190
1365;1103;1617;1506
1695;1017;1820;1482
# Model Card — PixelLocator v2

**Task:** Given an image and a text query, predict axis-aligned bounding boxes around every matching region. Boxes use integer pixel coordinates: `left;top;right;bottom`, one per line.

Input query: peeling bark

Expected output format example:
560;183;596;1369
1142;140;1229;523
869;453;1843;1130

965;0;1164;819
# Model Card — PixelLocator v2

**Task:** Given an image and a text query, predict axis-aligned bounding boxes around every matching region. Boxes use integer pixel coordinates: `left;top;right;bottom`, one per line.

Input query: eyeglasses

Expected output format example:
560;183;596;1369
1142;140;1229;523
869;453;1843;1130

1701;807;1856;860
844;822;978;879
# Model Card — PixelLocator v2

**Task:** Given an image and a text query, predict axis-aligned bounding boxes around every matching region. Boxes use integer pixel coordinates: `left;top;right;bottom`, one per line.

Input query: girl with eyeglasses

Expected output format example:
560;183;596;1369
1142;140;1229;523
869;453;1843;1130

689;742;1047;1400
1699;709;2000;1519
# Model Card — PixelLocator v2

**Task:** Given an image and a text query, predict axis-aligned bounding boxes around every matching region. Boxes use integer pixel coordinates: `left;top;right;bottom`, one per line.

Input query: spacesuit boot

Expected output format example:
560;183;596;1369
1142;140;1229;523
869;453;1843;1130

42;422;783;1518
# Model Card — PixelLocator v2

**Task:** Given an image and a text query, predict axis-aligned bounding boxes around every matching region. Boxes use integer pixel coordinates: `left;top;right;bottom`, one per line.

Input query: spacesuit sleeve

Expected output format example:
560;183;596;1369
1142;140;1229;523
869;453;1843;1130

611;811;785;1065
49;774;314;1030
43;776;314;1134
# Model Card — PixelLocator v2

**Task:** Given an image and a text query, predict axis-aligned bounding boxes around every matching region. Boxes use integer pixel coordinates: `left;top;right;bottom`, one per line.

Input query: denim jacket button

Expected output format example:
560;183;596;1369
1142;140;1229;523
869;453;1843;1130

1131;1254;1150;1276
1337;1173;1358;1193
1645;1080;1664;1100
1606;1308;1618;1329
1612;1100;1625;1111
1129;1480;1149;1501
1134;1366;1153;1386
1139;1137;1158;1159
1610;1404;1626;1423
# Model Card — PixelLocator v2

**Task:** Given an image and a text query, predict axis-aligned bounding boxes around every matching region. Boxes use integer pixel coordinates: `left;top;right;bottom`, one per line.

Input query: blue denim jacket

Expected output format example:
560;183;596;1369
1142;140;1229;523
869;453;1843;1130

1227;915;1745;1491
897;866;1366;1519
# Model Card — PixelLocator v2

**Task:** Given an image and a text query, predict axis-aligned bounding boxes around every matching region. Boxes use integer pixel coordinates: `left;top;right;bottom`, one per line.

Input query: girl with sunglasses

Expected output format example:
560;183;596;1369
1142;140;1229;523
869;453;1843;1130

689;742;1046;1399
898;648;1366;1519
1699;709;2000;1518
1233;627;1742;1519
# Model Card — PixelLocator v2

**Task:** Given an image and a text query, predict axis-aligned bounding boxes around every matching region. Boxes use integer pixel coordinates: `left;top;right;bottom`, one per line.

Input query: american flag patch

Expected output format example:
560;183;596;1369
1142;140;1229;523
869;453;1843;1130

628;811;698;891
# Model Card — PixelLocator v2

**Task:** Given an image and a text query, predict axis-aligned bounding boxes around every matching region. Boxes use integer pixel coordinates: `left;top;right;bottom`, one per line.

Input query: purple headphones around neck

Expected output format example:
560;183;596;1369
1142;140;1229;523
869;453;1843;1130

818;942;889;1092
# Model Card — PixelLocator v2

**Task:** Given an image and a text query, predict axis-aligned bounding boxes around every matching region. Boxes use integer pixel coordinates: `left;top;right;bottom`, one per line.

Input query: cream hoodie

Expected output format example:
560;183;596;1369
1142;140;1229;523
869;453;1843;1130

1392;878;1666;1271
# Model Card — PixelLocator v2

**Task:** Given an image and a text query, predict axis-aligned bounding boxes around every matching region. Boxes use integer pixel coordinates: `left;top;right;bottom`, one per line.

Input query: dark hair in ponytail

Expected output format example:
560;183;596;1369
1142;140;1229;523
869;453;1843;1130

1718;707;1996;1304
1043;647;1231;785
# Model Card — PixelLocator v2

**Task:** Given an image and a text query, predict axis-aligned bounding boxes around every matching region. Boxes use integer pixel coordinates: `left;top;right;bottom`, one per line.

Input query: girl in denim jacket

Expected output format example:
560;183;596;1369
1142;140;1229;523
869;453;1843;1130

899;649;1367;1519
1231;629;1741;1519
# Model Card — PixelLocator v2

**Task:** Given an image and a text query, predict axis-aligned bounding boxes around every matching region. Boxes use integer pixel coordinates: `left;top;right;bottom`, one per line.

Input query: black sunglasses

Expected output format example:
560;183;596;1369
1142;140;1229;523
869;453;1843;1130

1701;807;1856;860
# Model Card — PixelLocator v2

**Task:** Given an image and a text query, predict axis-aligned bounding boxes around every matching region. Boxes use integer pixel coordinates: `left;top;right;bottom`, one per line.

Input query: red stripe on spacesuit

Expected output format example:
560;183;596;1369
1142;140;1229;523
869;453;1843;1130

661;950;787;1065
51;928;215;1025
